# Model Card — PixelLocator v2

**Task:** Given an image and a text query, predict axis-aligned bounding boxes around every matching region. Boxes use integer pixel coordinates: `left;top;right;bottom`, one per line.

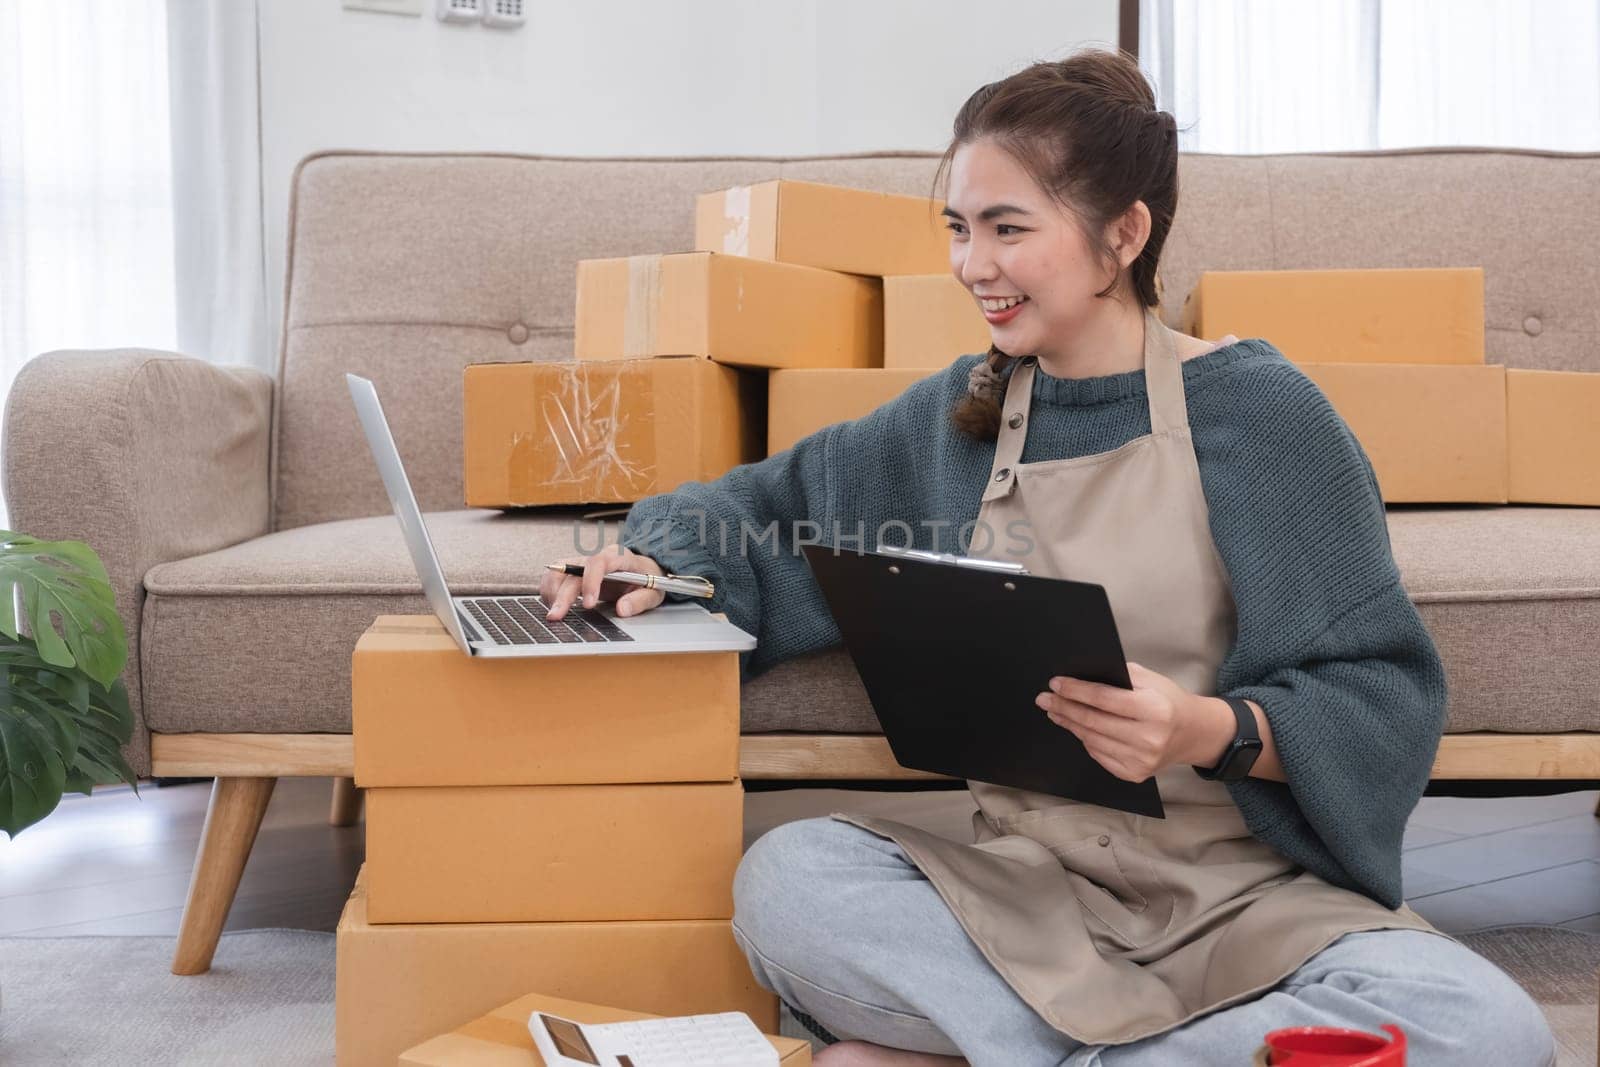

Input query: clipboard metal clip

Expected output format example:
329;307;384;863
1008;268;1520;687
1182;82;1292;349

876;544;1030;576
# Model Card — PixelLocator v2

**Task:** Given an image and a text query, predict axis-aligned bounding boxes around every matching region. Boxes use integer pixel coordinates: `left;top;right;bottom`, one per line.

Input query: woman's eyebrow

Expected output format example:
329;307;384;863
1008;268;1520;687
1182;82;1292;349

941;204;1033;222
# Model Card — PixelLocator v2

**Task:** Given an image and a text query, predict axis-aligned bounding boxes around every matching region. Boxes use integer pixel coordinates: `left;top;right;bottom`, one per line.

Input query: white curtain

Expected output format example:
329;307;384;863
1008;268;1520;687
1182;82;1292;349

0;0;267;531
166;0;270;376
1140;0;1600;154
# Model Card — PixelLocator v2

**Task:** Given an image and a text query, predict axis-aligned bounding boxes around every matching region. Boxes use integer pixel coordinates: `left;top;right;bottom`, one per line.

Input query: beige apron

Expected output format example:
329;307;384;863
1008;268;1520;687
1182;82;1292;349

832;310;1436;1045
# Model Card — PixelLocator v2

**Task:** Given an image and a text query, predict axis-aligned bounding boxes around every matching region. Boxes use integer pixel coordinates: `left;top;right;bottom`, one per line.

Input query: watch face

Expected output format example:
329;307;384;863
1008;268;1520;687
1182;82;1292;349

1220;738;1264;780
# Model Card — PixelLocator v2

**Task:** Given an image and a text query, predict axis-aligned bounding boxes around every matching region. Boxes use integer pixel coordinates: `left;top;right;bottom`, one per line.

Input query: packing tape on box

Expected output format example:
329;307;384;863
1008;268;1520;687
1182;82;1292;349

719;185;751;257
523;361;655;494
624;255;661;358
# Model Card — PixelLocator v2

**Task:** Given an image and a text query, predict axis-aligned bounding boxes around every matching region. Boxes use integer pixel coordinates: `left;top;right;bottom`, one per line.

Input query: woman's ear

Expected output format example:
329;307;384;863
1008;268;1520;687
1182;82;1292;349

1110;201;1153;269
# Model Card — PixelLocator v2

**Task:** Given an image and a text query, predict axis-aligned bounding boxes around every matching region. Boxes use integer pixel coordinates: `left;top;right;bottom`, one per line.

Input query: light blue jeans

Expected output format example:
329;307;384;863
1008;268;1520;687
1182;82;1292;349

732;817;1556;1067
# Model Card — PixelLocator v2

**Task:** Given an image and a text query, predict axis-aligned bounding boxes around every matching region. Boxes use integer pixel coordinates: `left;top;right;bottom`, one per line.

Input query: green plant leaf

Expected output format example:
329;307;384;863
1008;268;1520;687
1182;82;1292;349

29;666;90;715
4;675;80;757
68;679;137;794
0;635;137;835
0;531;126;688
0;698;69;836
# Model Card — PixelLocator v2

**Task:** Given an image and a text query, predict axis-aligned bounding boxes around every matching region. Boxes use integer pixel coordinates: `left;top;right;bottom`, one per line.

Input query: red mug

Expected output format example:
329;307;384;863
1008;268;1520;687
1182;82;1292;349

1257;1023;1406;1065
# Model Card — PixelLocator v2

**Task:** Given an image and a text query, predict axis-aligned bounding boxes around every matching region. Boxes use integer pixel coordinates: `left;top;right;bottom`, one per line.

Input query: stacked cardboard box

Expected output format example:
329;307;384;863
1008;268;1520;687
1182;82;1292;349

466;180;961;506
1183;268;1487;366
694;178;948;276
1182;268;1510;504
883;273;992;370
767;368;937;454
337;615;773;1066
574;251;883;369
463;358;765;507
399;991;812;1066
1505;369;1600;506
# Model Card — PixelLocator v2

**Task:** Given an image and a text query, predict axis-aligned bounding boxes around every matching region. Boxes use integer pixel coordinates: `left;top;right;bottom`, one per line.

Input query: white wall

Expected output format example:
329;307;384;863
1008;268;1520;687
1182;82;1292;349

257;0;1119;346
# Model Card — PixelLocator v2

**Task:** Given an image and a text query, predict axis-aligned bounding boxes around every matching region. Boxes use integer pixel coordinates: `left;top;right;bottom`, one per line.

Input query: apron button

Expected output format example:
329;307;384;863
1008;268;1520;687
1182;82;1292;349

1097;835;1111;847
994;467;1011;482
1008;412;1024;429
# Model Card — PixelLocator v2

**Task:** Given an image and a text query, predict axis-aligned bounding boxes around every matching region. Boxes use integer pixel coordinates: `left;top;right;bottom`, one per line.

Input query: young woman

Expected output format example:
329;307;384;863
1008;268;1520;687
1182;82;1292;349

541;49;1554;1067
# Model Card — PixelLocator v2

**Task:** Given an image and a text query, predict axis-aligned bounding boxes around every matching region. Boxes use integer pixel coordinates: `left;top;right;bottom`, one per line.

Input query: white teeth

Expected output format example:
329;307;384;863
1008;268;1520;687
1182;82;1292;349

981;296;1026;311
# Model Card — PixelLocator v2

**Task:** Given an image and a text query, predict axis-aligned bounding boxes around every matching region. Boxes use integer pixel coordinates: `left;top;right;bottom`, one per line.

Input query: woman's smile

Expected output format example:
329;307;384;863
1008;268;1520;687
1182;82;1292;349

980;294;1029;325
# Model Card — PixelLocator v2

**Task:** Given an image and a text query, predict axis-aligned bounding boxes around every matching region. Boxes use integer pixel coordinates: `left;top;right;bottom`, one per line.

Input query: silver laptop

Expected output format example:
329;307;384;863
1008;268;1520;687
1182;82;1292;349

346;374;757;658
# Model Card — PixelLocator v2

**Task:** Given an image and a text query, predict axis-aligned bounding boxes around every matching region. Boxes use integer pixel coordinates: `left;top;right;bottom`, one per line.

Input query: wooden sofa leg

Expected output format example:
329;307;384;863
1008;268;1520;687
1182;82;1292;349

329;776;363;827
172;776;277;975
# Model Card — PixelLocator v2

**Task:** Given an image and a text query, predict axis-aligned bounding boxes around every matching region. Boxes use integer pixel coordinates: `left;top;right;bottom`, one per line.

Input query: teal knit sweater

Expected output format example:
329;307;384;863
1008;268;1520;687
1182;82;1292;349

620;340;1448;908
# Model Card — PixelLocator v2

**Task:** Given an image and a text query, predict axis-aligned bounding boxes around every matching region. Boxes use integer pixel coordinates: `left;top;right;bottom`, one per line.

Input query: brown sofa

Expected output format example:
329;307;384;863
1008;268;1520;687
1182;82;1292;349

6;147;1600;975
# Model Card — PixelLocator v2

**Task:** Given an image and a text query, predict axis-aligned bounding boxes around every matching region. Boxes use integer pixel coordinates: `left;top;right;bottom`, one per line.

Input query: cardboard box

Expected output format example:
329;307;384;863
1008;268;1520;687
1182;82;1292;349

767;368;935;454
462;358;763;507
575;252;882;369
883;274;991;370
337;868;778;1067
353;616;739;788
695;178;947;277
364;781;743;924
1300;363;1507;503
1182;268;1485;364
1506;369;1600;505
399;990;811;1066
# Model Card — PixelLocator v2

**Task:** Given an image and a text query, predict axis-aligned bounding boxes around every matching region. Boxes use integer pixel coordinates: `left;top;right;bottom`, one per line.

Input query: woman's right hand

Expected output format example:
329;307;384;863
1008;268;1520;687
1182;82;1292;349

540;543;667;621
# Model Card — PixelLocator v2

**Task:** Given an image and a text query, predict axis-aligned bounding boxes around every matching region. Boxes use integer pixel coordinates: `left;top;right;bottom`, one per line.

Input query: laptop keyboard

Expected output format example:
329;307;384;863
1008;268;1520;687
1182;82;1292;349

459;596;633;647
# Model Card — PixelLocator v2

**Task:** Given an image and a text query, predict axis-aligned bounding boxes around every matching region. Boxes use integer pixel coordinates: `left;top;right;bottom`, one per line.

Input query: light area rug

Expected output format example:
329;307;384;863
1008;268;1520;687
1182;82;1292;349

0;926;1593;1065
0;931;333;1065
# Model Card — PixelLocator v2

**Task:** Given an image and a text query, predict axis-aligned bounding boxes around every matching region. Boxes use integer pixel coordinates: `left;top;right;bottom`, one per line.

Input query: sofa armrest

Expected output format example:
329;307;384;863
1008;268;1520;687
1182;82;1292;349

2;349;274;773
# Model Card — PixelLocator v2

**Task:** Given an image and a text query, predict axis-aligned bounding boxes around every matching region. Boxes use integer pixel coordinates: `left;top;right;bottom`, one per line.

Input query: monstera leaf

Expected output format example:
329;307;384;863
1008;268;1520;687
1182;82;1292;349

0;532;135;837
0;531;125;688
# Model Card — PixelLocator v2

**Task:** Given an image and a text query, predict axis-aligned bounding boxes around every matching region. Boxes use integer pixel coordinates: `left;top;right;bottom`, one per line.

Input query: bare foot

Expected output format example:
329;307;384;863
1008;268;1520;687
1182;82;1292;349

814;1039;969;1066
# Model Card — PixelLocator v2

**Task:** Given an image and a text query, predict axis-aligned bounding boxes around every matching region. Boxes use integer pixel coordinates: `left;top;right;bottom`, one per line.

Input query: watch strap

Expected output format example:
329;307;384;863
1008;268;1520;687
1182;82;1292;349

1195;697;1263;782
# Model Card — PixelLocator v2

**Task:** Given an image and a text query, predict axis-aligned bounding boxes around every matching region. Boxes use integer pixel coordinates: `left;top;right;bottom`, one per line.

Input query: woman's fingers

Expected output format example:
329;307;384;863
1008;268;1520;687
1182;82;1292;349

546;549;614;620
1038;692;1136;744
543;544;675;622
1054;715;1151;782
615;585;664;618
539;555;584;602
547;545;670;620
579;545;628;610
545;572;585;620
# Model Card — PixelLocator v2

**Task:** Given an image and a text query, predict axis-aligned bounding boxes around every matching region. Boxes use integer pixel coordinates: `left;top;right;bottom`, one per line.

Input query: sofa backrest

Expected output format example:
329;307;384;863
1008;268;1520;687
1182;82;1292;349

275;147;1600;532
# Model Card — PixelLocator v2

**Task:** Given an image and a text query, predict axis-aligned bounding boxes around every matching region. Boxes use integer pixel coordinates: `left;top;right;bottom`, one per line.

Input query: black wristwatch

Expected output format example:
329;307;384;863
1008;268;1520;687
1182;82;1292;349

1194;697;1263;782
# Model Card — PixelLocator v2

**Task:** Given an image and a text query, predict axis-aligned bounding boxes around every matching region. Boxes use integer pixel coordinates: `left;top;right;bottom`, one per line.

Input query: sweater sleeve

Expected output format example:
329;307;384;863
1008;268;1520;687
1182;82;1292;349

1197;357;1448;908
618;364;965;677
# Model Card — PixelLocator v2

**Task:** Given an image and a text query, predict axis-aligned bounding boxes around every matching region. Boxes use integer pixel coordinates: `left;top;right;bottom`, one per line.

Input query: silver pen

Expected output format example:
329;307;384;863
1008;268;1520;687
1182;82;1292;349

545;562;715;599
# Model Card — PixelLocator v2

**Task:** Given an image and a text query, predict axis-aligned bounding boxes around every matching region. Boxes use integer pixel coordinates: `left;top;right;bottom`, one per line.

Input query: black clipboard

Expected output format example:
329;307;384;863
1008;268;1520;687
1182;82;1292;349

801;543;1164;818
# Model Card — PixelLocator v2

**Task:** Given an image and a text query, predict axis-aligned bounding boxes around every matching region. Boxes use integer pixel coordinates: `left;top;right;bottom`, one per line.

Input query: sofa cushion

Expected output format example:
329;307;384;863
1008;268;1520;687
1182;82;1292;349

141;509;599;734
139;507;877;736
1387;506;1600;732
140;506;1600;737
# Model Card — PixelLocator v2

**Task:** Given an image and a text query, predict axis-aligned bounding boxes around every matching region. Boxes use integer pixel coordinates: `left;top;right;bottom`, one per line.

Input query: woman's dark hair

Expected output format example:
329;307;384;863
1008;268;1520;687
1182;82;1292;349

937;48;1179;440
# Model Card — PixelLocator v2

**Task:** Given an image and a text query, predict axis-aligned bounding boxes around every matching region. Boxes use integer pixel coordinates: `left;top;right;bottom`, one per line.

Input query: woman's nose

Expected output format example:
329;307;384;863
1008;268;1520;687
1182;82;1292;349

959;241;998;288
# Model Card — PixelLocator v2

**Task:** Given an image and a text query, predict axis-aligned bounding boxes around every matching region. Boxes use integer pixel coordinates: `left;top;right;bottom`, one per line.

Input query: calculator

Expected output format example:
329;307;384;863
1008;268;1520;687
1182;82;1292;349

528;1009;780;1067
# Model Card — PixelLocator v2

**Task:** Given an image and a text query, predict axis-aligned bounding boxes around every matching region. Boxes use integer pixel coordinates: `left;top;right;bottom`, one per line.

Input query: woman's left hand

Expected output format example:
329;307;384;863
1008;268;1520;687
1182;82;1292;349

1036;662;1213;783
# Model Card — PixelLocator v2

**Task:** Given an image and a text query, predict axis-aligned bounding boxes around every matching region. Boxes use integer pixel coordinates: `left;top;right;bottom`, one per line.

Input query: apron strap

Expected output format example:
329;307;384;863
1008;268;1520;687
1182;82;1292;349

981;356;1036;503
1143;310;1190;436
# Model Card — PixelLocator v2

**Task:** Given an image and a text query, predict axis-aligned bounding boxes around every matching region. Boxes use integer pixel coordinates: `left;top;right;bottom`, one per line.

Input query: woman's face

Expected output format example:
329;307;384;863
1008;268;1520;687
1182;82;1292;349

943;138;1121;361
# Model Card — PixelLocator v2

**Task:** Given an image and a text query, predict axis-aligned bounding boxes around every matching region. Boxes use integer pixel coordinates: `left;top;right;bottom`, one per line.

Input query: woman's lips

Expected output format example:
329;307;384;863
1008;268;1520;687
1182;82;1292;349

982;297;1028;325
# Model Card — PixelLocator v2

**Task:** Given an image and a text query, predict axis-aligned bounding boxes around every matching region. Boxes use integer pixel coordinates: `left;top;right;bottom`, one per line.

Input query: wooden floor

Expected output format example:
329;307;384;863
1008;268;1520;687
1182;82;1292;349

4;778;1600;937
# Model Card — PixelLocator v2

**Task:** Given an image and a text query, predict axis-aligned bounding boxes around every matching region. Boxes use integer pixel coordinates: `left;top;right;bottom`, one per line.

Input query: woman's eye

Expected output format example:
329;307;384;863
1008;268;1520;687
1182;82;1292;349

944;221;1023;237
